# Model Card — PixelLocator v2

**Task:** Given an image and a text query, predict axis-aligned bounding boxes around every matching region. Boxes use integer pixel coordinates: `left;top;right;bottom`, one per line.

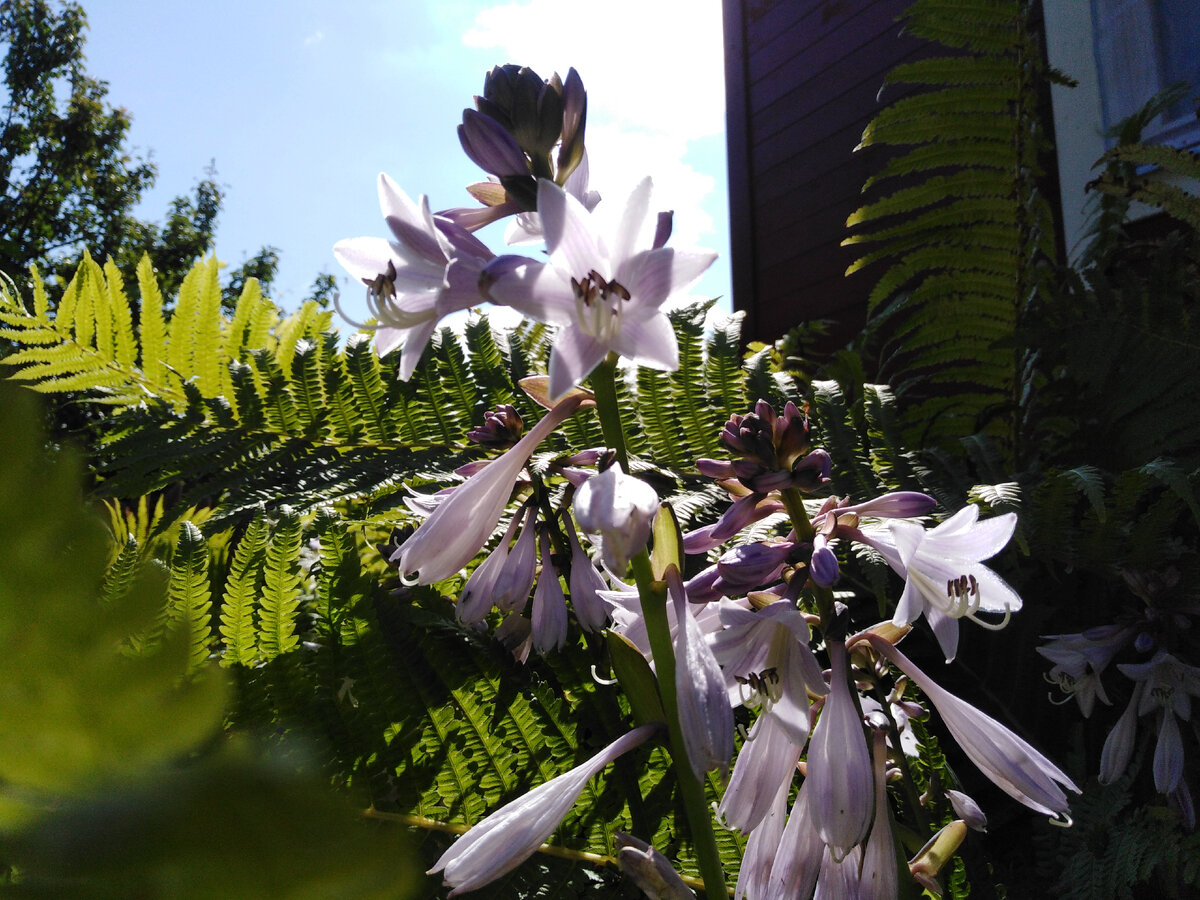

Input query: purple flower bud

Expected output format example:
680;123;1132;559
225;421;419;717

810;537;840;587
459;109;529;177
791;448;832;491
716;541;793;592
947;789;988;832
467;403;525;448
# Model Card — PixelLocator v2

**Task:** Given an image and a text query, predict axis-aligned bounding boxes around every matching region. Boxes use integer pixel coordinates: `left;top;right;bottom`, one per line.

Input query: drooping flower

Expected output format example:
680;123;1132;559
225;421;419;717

859;504;1021;661
1099;682;1144;783
717;710;802;834
1037;625;1131;717
765;778;826;900
614;832;696;900
572;463;658;573
561;510;610;631
733;779;789;900
393;391;588;584
429;724;658;895
667;568;734;780
858;731;898;900
483;177;717;400
531;530;568;654
1117;650;1200;793
865;634;1079;818
333;173;494;380
806;640;874;859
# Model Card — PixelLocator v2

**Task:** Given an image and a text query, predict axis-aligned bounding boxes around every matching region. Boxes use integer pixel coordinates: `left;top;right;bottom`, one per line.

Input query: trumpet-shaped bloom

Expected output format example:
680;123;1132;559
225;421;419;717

483;177;717;400
429;724;658;895
1118;651;1200;792
572;463;658;573
859;732;899;900
867;635;1079;818
334;173;494;380
562;511;610;631
393;394;586;583
668;568;734;780
764;779;825;900
807;641;874;859
862;504;1021;661
531;531;568;653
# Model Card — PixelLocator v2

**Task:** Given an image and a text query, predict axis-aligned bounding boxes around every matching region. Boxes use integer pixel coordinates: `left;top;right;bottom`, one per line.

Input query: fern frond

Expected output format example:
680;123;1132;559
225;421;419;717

258;510;303;661
167;521;214;675
219;515;270;667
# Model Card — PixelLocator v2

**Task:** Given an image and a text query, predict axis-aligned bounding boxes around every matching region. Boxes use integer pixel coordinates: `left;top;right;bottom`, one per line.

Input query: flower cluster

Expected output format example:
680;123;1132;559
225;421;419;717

334;64;1081;900
1039;568;1200;825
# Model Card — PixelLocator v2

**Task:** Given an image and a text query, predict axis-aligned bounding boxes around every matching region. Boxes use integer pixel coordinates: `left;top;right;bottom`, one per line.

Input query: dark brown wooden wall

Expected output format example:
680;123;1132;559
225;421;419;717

723;0;925;346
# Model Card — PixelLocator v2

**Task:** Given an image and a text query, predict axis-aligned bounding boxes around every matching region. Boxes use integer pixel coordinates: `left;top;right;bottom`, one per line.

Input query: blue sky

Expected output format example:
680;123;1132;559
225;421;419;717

82;0;731;324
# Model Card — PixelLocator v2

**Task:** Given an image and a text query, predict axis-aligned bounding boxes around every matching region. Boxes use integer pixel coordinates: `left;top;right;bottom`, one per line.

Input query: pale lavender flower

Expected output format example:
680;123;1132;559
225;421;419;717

718;711;802;834
763;778;825;900
1100;682;1144;784
734;779;789;900
866;634;1080;819
859;504;1021;661
393;393;587;583
333;173;494;381
458;512;523;624
429;724;658;895
562;511;610;631
614;832;696;900
1118;651;1200;793
710;599;827;747
667;568;734;780
493;504;538;612
483;177;716;400
859;731;898;900
807;640;874;860
531;531;567;654
947;789;988;832
572;463;658;573
1038;626;1131;717
813;844;861;900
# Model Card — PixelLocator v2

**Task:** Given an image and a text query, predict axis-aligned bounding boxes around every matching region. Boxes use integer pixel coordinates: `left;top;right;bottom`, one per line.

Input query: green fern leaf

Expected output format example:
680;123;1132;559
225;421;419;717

104;260;138;370
219;515;271;667
258;510;303;661
136;254;167;387
167;521;214;675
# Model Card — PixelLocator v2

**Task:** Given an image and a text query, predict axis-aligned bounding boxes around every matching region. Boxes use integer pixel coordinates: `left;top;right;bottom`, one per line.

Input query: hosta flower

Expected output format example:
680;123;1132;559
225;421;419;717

429;724;657;895
615;832;696;900
668;568;734;779
531;530;567;654
710;599;827;748
1117;650;1200;793
765;779;825;900
483;177;717;400
860;504;1021;661
733;779;789;900
562;511;610;631
572;463;658;573
1037;625;1131;717
333;173;494;380
393;392;587;584
1099;682;1143;783
717;710;801;834
859;731;898;900
807;640;873;859
866;634;1079;818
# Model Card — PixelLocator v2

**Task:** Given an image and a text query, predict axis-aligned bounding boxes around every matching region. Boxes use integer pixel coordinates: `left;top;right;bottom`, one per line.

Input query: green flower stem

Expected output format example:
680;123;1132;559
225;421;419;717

590;356;728;897
780;486;835;627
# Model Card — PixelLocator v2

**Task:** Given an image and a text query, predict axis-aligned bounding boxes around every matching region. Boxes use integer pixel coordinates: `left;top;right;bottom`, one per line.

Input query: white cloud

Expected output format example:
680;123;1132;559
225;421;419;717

303;30;325;47
460;0;724;247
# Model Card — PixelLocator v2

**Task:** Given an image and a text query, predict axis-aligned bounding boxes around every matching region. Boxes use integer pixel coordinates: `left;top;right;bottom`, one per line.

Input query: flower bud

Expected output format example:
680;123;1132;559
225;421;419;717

573;464;658;573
